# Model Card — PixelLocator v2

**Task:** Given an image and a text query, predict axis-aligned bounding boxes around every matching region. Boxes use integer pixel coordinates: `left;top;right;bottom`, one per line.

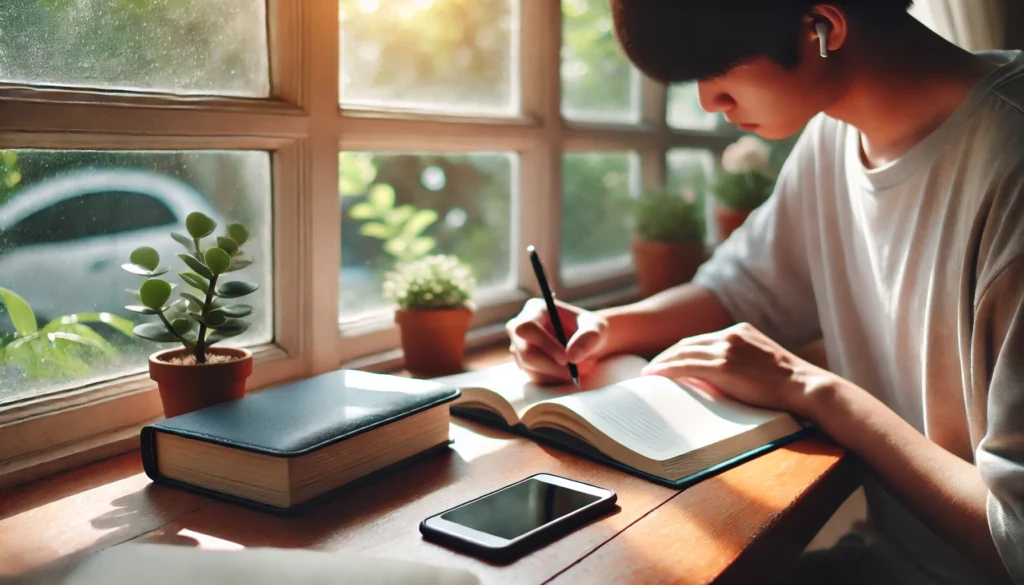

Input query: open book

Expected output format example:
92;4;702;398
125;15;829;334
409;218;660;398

434;355;808;487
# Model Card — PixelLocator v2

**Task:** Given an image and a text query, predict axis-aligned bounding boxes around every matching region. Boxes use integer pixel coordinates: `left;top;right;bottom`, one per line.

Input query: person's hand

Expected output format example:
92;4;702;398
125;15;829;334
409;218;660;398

506;298;609;385
640;322;833;417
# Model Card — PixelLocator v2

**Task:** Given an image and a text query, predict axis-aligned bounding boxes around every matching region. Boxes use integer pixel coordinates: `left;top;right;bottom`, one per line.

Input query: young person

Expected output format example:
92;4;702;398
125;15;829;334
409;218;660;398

506;2;1023;583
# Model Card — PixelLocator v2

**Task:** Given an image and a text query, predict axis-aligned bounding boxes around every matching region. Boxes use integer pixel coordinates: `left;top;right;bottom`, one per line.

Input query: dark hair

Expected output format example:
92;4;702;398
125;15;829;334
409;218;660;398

610;1;915;83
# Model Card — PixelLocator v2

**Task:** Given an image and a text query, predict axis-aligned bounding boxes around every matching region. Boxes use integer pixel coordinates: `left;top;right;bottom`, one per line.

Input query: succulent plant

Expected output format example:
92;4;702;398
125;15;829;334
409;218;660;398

632;188;705;243
122;212;258;364
383;254;476;311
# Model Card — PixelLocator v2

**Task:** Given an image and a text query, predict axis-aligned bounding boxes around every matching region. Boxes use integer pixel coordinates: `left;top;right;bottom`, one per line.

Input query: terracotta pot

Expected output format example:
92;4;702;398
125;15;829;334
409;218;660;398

630;238;707;298
715;206;753;242
148;347;254;418
395;307;473;377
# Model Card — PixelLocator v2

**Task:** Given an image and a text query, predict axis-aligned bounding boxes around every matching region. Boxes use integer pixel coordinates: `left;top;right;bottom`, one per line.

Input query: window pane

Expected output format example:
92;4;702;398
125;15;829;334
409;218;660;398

0;1;269;97
561;0;640;123
667;83;720;131
339;0;519;116
339;152;515;318
561;152;639;274
667;148;716;199
0;150;273;404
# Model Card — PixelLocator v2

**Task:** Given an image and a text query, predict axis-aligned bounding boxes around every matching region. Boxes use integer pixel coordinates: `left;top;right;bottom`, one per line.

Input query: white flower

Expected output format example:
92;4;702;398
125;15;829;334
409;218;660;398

722;136;770;174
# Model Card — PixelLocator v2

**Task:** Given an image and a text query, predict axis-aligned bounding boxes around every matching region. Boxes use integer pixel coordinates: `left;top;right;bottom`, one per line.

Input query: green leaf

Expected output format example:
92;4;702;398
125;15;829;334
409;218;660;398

206;322;250;345
400;209;438;239
213;304;252;318
129;247;160;271
1;150;16;167
171;318;192;336
177;253;213;279
408;236;436;258
339;152;377;196
205;247;232;275
383;237;408;258
46;331;110;354
348;202;377;220
181;292;206;313
125;305;157;315
0;286;38;336
216;236;239;256
171;232;194;251
179;272;211;293
121;263;170;277
386;204;415;228
125;288;142;302
227;223;249;246
133;322;178;343
140;279;172;310
217;281;259;298
42;312;136;339
227;254;254;272
369;183;396;212
202;311;227;327
186;212;217;239
359;222;391;239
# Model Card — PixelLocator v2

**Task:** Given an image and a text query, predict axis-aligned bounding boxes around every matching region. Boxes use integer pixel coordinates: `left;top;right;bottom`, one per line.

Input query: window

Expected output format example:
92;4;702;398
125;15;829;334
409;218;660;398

561;0;640;123
0;0;269;96
0;150;273;404
339;0;519;116
1;0;760;485
339;152;515;317
561;152;639;280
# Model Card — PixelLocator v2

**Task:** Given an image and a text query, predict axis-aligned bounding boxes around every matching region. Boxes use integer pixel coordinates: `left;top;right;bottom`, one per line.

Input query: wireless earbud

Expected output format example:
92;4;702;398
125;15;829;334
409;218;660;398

815;21;830;58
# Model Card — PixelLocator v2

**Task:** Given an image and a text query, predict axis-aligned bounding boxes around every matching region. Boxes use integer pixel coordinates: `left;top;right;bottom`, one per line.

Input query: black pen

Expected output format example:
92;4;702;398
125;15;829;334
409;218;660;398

527;245;580;388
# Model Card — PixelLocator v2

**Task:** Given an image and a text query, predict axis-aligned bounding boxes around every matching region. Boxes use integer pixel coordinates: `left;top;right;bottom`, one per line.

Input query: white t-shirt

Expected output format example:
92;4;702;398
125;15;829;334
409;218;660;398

693;50;1024;585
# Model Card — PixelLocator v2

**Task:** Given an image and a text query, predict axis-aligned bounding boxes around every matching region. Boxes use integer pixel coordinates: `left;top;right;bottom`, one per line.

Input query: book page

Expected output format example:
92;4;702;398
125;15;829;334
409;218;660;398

434;354;649;419
544;376;790;462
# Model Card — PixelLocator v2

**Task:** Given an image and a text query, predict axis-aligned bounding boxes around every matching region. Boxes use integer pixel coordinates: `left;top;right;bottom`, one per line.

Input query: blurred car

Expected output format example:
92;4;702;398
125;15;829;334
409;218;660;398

0;168;224;326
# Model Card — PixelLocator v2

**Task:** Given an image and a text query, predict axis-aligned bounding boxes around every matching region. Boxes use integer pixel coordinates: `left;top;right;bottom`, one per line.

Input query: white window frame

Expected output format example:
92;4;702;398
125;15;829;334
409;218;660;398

0;0;734;488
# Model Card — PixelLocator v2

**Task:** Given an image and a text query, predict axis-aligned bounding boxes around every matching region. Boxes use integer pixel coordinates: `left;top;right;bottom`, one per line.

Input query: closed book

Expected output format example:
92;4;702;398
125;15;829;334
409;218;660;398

141;369;460;514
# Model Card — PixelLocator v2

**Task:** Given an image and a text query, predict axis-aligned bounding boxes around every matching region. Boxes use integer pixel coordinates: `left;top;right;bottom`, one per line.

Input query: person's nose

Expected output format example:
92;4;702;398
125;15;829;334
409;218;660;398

696;80;735;114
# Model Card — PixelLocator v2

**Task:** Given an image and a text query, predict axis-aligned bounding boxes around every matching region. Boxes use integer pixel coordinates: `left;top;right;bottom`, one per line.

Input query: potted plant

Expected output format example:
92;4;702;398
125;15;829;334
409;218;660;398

629;187;708;297
384;254;476;377
712;136;776;241
123;212;259;418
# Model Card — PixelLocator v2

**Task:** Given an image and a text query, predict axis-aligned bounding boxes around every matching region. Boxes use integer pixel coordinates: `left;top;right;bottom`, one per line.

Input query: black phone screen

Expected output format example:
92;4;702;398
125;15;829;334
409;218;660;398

440;477;602;540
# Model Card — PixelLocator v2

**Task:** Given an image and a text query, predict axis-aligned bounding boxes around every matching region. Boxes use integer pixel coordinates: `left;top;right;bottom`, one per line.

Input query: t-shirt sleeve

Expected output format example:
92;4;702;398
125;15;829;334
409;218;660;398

973;257;1024;582
691;122;823;350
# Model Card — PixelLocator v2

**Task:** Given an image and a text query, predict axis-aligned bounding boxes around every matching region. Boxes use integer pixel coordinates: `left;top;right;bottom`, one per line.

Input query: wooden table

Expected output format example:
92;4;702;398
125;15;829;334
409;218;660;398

0;350;861;585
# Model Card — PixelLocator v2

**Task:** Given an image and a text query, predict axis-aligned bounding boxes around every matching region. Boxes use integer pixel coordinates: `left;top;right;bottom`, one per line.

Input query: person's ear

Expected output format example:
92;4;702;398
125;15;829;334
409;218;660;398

805;4;848;57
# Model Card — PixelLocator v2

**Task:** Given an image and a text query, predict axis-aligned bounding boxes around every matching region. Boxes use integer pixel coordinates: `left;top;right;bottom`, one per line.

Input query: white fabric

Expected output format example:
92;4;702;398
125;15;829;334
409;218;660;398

693;50;1024;584
910;0;1007;51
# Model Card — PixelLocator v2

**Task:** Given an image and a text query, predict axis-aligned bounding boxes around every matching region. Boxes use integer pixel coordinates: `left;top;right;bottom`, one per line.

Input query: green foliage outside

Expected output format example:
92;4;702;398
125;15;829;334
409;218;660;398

383;254;477;311
632;191;705;243
561;153;636;268
123;213;258;363
0;287;134;381
0;151;22;206
561;0;637;119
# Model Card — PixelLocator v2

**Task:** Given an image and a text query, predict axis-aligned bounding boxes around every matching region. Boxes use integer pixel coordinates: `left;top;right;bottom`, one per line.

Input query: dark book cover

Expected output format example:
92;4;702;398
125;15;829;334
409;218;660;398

141;369;460;514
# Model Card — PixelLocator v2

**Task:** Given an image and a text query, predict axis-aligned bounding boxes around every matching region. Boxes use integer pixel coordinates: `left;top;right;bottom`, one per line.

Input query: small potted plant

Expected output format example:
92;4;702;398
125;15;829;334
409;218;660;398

384;254;476;377
123;212;259;418
712;136;776;241
629;187;708;297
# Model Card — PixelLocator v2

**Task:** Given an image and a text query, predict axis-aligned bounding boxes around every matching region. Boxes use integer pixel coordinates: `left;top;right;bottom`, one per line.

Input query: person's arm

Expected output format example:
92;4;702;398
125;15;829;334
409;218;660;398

596;284;733;358
641;260;1024;583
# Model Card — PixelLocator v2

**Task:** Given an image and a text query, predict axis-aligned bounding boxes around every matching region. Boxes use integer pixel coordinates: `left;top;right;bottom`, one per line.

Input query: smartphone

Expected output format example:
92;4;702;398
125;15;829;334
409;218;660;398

419;473;617;563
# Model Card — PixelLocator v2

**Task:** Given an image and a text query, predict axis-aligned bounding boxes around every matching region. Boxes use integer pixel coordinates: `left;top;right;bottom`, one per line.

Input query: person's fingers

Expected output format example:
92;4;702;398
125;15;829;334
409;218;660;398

513;321;567;365
514;339;573;381
566;328;603;364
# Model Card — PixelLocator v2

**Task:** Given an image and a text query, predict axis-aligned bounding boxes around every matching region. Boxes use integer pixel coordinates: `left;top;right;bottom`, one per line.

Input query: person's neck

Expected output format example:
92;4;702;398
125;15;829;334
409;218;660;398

824;15;1000;169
